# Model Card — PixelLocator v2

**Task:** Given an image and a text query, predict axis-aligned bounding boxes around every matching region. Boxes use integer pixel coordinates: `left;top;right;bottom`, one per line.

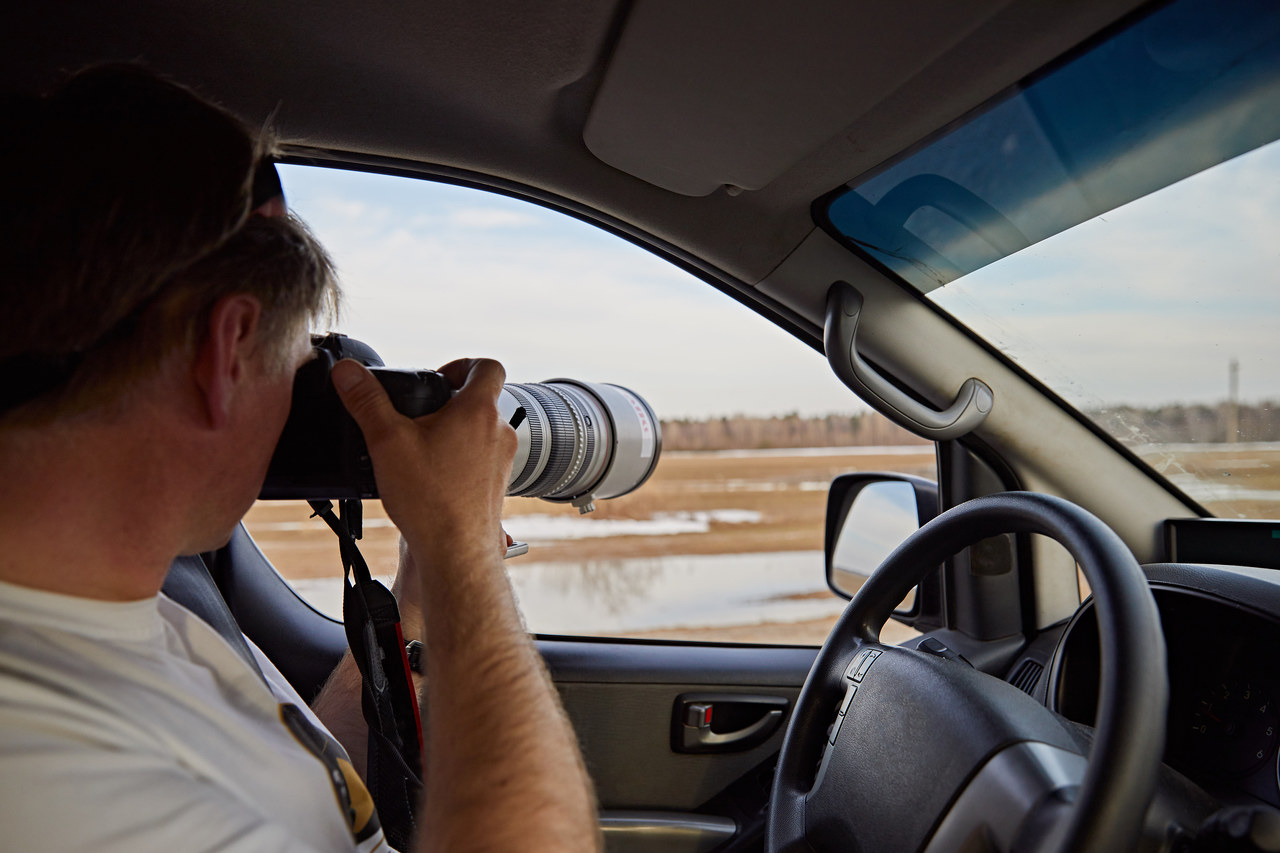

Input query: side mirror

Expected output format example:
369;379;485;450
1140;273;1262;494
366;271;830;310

825;474;938;609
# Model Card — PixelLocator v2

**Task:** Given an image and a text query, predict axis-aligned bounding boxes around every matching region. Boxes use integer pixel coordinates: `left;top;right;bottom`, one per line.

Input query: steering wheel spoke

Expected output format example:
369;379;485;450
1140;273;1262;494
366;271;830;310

924;741;1087;853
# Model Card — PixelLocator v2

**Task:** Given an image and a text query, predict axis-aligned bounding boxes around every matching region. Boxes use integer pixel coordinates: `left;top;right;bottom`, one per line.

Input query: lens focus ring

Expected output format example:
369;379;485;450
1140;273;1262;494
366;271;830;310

507;383;579;497
504;385;545;491
500;379;660;506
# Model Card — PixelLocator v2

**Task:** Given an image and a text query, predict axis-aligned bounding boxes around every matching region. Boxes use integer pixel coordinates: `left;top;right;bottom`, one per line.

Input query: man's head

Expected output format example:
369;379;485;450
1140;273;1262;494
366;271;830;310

0;64;338;424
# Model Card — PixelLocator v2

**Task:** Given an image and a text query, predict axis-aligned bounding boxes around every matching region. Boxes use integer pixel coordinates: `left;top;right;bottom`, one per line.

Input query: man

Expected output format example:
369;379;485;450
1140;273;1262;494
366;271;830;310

0;65;599;851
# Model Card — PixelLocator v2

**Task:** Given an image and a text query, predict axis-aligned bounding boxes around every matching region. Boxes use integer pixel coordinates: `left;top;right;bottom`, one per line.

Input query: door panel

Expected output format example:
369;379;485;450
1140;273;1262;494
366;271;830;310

559;682;798;809
540;640;817;851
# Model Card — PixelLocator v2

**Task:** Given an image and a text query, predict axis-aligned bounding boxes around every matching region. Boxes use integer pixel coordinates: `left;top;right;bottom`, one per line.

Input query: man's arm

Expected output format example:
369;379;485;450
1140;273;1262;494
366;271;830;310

309;652;366;775
332;356;600;853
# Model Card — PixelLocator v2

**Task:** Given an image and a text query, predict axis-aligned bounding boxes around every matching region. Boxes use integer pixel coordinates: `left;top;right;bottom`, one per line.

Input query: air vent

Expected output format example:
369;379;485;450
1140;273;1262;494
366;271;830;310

1009;659;1044;696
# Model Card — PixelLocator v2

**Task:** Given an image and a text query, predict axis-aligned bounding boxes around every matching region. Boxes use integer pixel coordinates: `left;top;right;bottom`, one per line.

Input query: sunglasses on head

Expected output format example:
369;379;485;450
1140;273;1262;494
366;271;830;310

251;159;285;216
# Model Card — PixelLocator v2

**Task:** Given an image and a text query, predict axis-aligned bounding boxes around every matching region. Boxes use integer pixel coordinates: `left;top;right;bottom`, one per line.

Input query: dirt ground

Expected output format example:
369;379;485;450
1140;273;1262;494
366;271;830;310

243;444;1280;644
1135;444;1280;519
244;448;935;644
244;448;938;578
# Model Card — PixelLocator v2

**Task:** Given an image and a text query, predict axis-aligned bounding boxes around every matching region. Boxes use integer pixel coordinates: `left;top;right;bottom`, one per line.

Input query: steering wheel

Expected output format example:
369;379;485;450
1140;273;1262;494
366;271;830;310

767;492;1167;853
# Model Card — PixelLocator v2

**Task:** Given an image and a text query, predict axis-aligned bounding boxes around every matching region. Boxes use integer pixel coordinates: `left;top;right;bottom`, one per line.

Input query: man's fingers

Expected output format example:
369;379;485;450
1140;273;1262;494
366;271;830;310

332;359;399;443
436;358;478;389
438;358;506;403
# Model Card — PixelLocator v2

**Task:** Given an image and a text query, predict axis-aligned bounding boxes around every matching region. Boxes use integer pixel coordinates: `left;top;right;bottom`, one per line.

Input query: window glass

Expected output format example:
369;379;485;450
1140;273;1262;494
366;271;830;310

820;0;1280;520
929;141;1280;520
244;166;933;644
824;0;1280;294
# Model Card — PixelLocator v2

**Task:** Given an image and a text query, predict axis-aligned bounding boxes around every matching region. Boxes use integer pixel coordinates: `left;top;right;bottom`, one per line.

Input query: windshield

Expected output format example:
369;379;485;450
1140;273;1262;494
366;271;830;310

822;0;1280;519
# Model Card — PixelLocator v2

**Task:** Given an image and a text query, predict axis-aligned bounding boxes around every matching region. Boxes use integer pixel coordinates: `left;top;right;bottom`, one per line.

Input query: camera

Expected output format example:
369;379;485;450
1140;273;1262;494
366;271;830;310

260;333;661;512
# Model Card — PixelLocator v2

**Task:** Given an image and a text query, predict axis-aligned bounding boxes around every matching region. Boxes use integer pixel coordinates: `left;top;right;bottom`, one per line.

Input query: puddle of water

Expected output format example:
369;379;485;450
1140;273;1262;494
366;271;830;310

511;550;841;634
286;550;845;635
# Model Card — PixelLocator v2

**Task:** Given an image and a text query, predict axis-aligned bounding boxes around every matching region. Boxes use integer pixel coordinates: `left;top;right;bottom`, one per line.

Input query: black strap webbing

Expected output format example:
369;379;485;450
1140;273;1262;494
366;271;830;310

309;499;424;851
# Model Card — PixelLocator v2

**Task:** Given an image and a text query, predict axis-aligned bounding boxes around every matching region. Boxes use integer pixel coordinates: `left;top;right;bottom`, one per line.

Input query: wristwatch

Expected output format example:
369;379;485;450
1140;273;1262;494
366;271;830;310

405;639;424;674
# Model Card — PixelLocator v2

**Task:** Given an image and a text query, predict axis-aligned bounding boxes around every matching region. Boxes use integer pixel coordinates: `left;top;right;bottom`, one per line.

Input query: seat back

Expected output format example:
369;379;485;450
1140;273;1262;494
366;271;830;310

163;524;347;701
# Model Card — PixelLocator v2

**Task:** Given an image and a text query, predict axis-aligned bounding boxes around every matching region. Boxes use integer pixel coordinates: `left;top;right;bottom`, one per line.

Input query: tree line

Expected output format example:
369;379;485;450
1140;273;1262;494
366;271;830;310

659;400;1280;451
659;411;927;451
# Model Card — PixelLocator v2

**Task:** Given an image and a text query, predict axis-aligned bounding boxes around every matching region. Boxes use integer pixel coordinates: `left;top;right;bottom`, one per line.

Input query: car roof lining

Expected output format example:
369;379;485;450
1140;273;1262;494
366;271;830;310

6;0;1151;288
583;0;1019;197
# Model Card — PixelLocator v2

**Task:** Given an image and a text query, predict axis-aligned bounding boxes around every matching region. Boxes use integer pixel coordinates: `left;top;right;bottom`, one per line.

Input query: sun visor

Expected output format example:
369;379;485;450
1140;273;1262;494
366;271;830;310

583;0;1011;196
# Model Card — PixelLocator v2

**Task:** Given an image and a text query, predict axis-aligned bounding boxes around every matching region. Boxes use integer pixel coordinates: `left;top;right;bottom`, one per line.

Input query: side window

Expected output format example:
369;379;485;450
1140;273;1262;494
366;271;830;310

243;166;934;645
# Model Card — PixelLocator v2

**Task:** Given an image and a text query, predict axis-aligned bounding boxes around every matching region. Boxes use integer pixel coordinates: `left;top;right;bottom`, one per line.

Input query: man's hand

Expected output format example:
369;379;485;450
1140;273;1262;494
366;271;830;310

331;357;515;570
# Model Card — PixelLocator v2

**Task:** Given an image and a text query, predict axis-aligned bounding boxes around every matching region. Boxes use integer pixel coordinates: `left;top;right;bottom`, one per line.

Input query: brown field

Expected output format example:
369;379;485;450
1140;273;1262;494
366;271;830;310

1135;444;1280;519
244;448;938;580
243;444;1280;645
244;447;935;644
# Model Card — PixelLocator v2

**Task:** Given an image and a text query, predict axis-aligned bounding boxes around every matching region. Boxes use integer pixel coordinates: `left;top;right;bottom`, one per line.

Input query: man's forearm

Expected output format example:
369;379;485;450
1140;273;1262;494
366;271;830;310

412;545;601;853
310;651;369;777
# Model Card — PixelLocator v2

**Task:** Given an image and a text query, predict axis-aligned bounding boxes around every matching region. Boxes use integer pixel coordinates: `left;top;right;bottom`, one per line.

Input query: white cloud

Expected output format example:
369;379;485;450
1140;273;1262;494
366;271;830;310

447;207;542;229
933;139;1280;407
281;166;863;419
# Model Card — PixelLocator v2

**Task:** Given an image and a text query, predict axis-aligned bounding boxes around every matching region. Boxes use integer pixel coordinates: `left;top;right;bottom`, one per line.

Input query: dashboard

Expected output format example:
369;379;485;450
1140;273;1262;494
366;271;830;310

1050;563;1280;807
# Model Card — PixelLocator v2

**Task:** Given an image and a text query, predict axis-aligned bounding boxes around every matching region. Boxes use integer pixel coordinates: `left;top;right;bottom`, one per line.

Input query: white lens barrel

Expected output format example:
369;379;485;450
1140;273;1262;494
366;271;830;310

498;380;661;511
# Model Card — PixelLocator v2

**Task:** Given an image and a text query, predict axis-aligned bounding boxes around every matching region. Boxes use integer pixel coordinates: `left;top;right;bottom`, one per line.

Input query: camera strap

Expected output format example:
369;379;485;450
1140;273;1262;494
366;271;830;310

307;499;423;849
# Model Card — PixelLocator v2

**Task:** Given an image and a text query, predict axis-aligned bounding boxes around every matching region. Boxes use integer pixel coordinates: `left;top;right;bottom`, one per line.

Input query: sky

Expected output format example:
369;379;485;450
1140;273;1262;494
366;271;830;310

933;138;1280;411
280;139;1280;421
279;165;862;421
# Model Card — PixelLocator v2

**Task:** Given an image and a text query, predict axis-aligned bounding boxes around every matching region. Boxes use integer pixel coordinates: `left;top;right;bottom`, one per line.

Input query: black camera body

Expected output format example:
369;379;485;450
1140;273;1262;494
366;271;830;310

260;333;452;499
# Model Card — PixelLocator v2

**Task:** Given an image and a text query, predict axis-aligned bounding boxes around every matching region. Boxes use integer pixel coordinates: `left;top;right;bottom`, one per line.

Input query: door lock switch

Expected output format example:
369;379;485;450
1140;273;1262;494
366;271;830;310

684;703;713;729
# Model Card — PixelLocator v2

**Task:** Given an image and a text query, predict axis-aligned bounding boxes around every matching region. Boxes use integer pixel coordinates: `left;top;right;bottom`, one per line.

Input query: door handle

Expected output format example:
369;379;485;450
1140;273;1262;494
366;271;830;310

673;693;789;754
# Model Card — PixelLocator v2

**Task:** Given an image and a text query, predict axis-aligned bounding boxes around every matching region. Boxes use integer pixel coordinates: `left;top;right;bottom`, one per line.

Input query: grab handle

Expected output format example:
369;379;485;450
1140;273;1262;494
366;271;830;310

824;281;992;440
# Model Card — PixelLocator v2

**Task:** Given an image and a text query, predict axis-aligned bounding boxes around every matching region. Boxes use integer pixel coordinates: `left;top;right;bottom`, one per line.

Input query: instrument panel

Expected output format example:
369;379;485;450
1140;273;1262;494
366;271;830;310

1053;585;1280;806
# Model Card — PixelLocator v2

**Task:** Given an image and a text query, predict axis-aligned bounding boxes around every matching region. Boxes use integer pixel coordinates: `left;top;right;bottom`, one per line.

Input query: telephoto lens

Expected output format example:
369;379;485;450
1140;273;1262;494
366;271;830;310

499;381;661;513
259;333;662;505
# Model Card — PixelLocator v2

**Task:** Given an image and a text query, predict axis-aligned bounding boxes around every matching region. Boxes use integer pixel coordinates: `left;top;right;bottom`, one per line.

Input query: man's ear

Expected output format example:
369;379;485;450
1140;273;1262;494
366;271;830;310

192;294;264;429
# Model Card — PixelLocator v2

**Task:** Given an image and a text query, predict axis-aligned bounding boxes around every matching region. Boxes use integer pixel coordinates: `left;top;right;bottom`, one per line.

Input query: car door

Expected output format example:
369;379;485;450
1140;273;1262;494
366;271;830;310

545;639;812;852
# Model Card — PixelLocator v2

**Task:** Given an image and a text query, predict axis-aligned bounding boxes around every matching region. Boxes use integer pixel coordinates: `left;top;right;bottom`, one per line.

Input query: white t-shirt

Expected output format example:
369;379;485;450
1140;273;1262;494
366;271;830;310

0;578;393;852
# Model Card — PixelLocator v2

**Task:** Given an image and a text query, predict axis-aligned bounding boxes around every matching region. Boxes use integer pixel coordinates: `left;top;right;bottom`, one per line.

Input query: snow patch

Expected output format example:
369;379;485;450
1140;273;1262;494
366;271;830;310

504;509;762;542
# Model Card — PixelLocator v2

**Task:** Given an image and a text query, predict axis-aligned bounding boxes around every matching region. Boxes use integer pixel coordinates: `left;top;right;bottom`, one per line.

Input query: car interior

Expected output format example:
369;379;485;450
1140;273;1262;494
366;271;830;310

7;0;1280;851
